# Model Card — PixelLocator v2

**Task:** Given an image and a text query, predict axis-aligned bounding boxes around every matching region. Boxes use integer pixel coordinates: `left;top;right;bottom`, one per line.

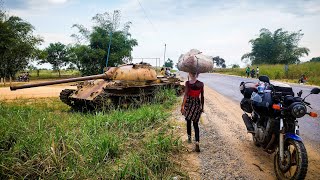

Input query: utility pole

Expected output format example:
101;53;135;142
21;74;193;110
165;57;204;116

106;31;112;68
163;44;166;67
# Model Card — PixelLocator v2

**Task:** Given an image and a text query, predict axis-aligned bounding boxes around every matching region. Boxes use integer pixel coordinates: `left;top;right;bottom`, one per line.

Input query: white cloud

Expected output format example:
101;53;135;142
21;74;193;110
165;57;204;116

48;0;68;4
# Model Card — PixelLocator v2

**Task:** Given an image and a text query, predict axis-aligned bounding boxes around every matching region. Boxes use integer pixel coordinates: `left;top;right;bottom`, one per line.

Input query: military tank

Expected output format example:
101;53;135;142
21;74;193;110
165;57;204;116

10;63;184;111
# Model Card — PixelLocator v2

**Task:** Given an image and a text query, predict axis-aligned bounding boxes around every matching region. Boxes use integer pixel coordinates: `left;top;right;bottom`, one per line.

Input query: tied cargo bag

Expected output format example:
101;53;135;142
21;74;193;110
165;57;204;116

177;49;213;73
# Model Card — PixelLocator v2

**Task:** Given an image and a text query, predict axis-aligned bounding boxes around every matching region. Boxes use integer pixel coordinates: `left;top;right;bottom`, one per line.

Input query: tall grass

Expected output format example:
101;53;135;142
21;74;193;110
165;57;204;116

214;62;320;86
0;89;186;179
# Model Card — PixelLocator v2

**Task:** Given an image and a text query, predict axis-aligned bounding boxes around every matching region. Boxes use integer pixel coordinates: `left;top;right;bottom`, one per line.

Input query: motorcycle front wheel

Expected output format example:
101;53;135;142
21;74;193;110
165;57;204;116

274;139;308;180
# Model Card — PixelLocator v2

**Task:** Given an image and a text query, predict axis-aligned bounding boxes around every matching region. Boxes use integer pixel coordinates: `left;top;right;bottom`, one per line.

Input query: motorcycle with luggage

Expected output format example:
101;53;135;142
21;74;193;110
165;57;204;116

239;75;319;179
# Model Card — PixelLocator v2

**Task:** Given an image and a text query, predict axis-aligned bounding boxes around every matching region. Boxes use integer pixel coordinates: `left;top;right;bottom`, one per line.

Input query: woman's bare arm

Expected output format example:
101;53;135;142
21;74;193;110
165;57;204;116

181;82;189;114
201;84;204;111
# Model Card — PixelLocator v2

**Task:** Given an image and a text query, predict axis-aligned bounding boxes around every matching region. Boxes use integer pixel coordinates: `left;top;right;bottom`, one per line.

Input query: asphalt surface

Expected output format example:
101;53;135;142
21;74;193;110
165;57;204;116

179;72;320;150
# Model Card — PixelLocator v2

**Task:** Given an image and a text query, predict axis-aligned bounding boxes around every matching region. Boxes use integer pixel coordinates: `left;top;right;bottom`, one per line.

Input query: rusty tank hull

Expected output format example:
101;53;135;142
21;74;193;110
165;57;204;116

10;63;184;111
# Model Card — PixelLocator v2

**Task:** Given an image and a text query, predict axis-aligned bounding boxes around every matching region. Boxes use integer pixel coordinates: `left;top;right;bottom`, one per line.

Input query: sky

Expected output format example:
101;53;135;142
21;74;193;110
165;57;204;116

3;0;320;68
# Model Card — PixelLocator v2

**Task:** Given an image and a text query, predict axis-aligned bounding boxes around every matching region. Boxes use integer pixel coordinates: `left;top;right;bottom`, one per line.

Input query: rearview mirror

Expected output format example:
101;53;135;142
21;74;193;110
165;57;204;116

258;75;270;83
311;88;320;94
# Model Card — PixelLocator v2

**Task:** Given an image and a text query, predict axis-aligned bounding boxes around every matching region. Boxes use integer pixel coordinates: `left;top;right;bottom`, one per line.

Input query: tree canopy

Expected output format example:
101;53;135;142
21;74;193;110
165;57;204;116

0;9;42;78
71;10;138;75
241;28;309;65
212;56;226;68
164;58;174;68
40;42;69;77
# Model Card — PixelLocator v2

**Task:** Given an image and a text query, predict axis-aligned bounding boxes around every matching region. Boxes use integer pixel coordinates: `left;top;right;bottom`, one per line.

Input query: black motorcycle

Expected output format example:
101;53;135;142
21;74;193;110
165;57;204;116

239;75;319;179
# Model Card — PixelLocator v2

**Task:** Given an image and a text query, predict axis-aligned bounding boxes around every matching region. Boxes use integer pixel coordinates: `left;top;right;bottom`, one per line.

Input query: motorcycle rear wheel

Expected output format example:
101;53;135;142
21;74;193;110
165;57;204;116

274;139;308;180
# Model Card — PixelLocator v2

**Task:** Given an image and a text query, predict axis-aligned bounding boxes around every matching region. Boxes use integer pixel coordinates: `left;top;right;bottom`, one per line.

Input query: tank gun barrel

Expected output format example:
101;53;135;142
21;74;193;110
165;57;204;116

10;74;108;91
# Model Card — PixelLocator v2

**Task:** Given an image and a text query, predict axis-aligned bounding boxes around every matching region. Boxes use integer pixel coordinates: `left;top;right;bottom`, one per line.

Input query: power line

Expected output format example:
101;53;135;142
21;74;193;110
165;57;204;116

136;0;161;39
136;0;166;65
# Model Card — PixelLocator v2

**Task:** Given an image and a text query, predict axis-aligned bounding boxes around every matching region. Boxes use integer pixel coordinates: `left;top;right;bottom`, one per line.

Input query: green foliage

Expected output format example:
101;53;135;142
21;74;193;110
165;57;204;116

164;58;174;68
242;28;309;65
0;89;185;179
71;10;138;75
310;57;320;62
0;11;42;78
214;62;320;86
232;64;240;68
40;42;69;77
213;56;226;68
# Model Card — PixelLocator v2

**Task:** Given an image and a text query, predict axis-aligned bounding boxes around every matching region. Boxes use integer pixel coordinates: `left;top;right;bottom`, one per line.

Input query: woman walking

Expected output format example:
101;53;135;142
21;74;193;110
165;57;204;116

181;72;204;152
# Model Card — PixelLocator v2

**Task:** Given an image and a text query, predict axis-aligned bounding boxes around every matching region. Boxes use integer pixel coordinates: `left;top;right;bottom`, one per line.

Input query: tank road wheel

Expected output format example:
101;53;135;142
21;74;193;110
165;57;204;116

59;89;75;106
274;139;308;180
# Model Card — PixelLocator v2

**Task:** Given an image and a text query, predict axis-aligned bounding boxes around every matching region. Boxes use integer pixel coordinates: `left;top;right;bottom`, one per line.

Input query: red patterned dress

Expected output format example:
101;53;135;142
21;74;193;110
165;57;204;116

184;80;204;122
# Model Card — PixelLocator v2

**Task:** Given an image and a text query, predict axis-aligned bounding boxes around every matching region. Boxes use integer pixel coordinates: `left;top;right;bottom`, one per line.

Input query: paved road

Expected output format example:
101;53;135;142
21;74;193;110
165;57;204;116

179;72;320;150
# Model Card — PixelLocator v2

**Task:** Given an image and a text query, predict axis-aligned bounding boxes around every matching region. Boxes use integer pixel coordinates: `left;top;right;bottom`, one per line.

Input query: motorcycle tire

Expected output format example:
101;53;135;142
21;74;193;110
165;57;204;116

274;139;308;180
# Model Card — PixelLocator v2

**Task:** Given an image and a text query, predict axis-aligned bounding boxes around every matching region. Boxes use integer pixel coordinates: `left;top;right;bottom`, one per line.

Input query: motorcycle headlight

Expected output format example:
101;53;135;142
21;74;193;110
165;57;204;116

290;103;307;118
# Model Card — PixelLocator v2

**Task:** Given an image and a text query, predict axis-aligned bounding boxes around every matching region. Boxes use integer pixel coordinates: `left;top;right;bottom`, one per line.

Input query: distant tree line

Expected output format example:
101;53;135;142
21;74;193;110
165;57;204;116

0;5;137;78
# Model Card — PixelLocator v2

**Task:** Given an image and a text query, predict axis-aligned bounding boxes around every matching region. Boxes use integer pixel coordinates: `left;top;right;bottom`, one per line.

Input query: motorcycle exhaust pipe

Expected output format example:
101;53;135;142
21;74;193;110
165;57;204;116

242;113;254;133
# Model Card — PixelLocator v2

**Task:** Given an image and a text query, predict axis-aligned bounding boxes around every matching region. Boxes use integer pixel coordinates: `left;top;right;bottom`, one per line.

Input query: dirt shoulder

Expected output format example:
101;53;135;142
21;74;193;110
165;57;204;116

175;85;320;179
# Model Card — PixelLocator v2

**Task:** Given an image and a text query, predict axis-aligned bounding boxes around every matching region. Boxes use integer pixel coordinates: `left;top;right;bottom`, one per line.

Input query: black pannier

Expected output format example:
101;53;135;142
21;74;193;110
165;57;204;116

251;91;273;116
273;84;294;96
240;82;258;98
240;98;253;113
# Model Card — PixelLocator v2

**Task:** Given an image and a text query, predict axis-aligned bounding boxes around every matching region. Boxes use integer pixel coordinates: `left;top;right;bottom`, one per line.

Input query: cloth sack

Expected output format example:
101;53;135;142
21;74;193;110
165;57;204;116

177;49;213;73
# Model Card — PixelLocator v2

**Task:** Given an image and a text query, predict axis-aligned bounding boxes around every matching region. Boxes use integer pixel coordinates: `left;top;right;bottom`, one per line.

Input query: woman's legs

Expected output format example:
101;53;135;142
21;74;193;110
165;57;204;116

193;121;200;152
187;119;192;142
193;121;199;142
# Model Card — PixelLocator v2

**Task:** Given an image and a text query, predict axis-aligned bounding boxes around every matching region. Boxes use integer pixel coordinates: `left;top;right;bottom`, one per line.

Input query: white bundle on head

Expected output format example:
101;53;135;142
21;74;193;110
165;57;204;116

177;49;214;74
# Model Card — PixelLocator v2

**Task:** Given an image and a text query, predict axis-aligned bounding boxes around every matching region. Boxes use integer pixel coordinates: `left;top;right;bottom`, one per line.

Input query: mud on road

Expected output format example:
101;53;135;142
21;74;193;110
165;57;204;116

175;86;320;179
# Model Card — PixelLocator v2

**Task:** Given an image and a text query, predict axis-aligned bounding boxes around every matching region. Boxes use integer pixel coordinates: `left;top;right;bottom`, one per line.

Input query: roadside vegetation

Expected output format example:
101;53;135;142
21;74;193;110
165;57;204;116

0;89;186;179
213;62;320;86
27;69;80;80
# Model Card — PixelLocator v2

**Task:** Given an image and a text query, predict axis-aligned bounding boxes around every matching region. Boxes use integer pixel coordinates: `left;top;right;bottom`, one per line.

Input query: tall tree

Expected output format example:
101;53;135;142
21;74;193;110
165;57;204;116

41;42;69;77
71;10;138;75
0;9;42;79
164;58;174;68
212;56;226;68
241;28;309;64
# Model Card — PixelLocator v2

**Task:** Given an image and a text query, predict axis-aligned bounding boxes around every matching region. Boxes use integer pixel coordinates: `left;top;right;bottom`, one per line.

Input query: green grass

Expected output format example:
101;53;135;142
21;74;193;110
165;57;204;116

0;89;186;179
27;69;81;80
0;70;81;87
214;62;320;86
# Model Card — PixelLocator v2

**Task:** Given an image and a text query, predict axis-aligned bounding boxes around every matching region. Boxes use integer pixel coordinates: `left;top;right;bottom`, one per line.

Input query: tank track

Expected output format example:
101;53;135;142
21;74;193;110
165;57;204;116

91;90;155;110
60;83;184;111
59;89;75;106
60;89;91;111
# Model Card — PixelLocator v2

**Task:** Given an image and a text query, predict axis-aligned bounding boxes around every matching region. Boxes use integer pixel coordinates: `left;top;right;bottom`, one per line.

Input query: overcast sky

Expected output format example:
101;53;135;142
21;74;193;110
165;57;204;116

3;0;320;68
